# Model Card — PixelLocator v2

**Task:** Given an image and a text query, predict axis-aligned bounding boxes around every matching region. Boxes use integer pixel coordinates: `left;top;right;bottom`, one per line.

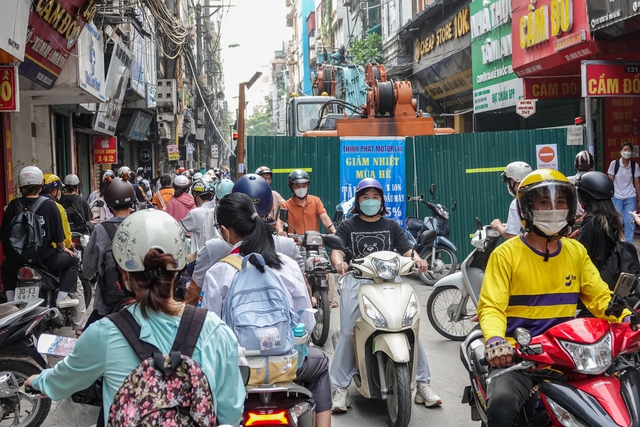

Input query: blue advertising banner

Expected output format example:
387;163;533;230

340;137;406;225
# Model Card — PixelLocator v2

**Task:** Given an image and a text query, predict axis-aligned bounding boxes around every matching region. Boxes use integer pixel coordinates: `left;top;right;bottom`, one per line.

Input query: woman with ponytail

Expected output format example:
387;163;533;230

201;192;332;427
26;210;244;426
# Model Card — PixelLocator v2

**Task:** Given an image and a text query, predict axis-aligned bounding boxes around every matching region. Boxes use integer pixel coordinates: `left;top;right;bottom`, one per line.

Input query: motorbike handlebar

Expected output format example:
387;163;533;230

25;385;41;394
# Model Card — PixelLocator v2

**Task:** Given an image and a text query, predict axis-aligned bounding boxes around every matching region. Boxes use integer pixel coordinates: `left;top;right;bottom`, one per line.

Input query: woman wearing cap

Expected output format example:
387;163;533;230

328;178;442;413
25;210;244;426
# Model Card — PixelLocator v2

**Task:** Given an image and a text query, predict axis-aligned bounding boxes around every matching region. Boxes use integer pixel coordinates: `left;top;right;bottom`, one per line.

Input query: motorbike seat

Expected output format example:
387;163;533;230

471;345;489;376
0;304;20;319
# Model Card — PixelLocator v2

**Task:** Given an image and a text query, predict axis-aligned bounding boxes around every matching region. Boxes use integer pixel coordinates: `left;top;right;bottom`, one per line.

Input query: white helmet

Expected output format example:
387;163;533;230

63;174;80;186
501;161;532;184
192;172;203;180
173;174;190;189
118;166;132;177
112;210;188;272
18;166;44;187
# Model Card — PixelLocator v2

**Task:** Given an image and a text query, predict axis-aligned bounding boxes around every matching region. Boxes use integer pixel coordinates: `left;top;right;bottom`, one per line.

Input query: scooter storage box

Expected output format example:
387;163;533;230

246;350;298;386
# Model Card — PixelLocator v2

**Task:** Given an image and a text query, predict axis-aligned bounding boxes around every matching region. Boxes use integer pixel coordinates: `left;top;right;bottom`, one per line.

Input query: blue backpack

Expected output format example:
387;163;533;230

222;253;295;357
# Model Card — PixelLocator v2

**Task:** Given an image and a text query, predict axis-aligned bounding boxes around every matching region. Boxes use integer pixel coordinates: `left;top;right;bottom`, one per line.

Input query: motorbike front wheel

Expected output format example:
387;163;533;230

0;359;51;427
419;246;457;286
427;285;476;341
311;288;330;347
384;357;412;427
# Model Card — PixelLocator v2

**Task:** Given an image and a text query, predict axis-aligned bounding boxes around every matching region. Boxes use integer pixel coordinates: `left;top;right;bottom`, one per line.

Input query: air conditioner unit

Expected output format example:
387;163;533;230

156;79;177;112
157;122;171;140
157;113;175;122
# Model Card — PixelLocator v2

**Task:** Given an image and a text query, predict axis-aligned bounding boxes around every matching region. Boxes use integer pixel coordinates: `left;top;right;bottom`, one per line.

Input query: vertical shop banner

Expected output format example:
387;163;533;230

603;97;640;168
0;66;20;112
138;141;152;178
93;136;117;164
340;138;406;226
19;0;95;89
76;22;106;101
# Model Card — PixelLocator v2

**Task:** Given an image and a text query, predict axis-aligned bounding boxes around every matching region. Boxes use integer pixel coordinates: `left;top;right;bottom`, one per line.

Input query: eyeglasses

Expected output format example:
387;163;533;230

213;223;221;230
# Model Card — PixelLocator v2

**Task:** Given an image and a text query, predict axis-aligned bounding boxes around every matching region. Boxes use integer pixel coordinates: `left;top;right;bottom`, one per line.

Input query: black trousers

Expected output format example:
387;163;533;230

1;249;79;293
487;368;535;427
295;346;332;413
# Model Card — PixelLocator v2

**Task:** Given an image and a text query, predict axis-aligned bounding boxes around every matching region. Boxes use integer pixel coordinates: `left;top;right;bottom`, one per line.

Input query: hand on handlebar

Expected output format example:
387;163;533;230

335;262;349;275
484;337;514;368
414;259;429;273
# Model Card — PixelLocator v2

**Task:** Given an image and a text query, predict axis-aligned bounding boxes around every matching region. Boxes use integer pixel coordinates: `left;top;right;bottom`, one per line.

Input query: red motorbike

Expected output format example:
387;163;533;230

461;273;640;427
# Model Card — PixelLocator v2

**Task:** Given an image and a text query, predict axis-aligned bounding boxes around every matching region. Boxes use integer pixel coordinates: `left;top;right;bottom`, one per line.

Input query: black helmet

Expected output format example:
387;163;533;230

288;169;309;187
104;178;136;208
233;174;273;217
575;171;614;202
574;150;594;172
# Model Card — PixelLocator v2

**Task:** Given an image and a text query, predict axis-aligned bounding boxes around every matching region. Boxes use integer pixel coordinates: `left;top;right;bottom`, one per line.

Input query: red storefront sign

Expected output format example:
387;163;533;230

93;136;117;164
511;0;592;77
602;97;640;170
523;76;582;99
0;66;19;112
19;0;96;89
581;61;640;97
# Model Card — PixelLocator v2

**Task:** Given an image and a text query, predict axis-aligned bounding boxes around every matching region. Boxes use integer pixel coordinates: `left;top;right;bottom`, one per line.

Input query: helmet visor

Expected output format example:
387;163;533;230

520;182;577;226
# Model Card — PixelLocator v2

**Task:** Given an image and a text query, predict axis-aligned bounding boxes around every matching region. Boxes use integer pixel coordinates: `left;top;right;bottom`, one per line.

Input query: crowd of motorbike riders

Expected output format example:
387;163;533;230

1;143;640;426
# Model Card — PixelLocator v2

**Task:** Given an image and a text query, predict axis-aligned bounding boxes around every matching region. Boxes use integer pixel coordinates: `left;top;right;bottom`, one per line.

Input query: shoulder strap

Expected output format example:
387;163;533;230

220;254;243;270
158;191;167;209
615;159;620;176
107;310;159;361
28;197;46;213
170;305;207;357
102;221;118;240
632;161;636;181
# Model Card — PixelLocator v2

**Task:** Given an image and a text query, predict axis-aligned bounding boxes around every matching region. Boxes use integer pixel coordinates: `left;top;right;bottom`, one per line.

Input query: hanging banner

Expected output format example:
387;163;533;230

340;137;406;226
93;136;117;164
0;66;20;112
167;145;180;161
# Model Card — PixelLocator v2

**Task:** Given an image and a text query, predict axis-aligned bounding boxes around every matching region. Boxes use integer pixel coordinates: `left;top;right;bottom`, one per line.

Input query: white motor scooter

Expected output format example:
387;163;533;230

324;234;428;427
426;218;501;341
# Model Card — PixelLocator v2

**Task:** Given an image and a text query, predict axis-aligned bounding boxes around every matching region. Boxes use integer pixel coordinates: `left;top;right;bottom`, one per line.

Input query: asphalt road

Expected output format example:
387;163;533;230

40;273;479;427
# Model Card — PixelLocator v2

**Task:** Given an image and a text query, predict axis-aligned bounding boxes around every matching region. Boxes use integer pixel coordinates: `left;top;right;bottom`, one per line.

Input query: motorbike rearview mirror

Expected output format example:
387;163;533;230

613;272;636;297
239;365;251;386
332;210;343;224
37;334;77;357
323;234;346;251
475;217;483;231
429;184;437;195
419;230;437;246
279;208;289;223
451;201;457;211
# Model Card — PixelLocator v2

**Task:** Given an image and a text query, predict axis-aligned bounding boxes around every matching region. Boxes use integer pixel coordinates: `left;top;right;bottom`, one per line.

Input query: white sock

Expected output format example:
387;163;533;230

57;291;68;301
5;291;15;302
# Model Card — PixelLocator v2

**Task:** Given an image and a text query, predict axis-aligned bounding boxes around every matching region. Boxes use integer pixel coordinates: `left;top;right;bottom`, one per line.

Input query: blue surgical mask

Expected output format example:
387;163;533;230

360;199;381;216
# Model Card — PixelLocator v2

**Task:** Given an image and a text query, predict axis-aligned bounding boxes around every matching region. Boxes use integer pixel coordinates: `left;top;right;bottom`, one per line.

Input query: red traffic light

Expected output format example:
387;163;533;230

232;132;238;141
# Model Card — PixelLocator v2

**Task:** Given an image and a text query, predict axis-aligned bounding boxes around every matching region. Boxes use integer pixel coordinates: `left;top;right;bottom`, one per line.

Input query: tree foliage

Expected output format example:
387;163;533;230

246;96;276;136
348;33;383;66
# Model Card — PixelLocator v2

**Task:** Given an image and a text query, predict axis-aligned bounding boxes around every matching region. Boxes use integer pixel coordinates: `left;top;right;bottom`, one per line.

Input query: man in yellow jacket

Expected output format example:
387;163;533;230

477;169;630;427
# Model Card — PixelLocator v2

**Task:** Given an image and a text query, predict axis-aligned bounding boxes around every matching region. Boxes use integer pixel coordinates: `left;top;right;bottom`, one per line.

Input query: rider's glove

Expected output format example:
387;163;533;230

484;336;513;368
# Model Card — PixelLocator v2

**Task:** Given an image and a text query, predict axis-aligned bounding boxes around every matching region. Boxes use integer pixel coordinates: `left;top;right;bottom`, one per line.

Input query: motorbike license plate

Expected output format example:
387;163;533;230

16;285;40;301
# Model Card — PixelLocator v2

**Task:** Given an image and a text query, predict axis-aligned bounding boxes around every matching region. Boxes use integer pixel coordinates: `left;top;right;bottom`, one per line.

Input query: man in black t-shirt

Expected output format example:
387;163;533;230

0;167;79;306
60;174;92;234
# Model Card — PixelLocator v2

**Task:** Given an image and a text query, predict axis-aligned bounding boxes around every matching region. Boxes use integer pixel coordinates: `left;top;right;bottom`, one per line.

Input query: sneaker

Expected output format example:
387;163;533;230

331;387;352;413
56;296;79;309
415;382;442;407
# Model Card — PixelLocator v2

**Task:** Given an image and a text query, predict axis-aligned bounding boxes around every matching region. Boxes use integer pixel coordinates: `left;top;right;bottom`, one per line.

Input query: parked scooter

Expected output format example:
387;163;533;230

406;184;457;285
426;219;500;341
460;273;640;427
0;299;51;426
324;234;425;427
279;208;338;347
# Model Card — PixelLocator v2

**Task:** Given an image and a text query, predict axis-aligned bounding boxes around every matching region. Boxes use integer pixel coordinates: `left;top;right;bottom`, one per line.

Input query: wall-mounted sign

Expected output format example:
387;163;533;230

414;7;471;62
167;145;180;161
93;136;117;164
586;0;640;31
603;97;640;168
536;143;558;169
19;0;96;89
523;75;581;99
0;0;30;63
516;99;536;118
511;0;592;77
76;22;105;101
582;61;640;97
0;66;20;112
93;37;133;135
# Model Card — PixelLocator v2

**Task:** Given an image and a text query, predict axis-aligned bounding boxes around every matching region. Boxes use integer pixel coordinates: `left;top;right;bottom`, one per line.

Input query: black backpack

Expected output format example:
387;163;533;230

600;238;640;290
61;195;87;232
98;221;130;312
5;197;47;263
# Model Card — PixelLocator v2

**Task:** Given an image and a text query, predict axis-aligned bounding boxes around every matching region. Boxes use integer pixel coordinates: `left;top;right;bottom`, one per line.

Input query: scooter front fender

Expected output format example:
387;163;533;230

432;271;466;294
372;333;411;363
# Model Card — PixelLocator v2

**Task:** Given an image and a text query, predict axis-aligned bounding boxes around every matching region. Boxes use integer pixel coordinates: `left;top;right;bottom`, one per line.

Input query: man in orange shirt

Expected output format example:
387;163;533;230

276;169;336;236
151;174;174;210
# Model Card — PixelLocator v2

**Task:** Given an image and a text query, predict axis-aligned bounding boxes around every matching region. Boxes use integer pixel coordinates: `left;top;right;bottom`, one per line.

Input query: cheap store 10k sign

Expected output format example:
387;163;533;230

93;136;117;164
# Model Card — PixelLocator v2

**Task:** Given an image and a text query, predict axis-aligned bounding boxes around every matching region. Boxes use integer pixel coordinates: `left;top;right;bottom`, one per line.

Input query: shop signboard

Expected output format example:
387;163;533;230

511;0;592;77
0;66;20;112
138;141;152;177
129;26;146;98
471;0;523;113
19;0;96;89
93;136;117;164
586;0;640;31
413;7;471;66
602;97;640;169
167;145;180;161
76;22;106;101
0;0;30;63
523;75;581;99
516;99;536;118
581;61;640;97
340;137;406;226
93;37;133;135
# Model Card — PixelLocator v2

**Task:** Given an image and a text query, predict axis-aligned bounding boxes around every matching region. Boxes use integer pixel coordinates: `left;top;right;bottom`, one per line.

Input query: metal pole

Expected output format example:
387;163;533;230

237;82;246;177
585;97;594;150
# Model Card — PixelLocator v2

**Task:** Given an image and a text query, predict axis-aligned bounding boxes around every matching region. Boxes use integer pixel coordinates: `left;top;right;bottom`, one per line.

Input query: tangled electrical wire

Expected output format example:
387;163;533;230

313;99;364;131
141;0;191;60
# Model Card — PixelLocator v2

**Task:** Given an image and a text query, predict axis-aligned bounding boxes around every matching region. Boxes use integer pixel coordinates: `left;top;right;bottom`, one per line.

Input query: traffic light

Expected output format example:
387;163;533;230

232;132;238;141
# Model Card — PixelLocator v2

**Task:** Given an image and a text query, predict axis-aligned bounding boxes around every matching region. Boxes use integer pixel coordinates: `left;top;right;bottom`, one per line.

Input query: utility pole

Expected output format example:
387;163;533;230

236;71;263;178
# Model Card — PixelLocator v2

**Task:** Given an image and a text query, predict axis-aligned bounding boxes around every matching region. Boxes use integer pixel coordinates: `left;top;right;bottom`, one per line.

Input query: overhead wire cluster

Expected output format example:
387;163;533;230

141;0;191;60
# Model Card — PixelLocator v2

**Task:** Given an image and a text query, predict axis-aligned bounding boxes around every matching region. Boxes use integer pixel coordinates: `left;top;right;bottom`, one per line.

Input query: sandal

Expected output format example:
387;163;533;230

331;301;339;308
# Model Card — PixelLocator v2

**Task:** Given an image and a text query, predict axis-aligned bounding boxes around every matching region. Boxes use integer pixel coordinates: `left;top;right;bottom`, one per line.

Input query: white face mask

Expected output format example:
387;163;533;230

532;209;569;236
294;188;308;198
622;151;632;159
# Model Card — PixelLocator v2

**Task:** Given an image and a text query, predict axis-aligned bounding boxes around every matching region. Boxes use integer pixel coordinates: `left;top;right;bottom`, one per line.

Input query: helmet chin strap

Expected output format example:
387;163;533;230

531;225;567;261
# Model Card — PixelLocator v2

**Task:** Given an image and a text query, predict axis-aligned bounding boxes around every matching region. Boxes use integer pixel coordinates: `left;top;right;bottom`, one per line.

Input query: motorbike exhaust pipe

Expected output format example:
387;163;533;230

46;307;65;328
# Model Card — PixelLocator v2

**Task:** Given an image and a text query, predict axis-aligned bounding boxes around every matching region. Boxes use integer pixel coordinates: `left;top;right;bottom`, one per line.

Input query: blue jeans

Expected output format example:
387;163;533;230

613;196;637;243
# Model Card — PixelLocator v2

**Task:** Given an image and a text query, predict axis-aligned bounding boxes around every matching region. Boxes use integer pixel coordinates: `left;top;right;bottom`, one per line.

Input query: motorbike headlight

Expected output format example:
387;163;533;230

545;397;589;427
362;295;387;328
435;205;449;219
371;257;400;280
305;234;323;246
402;292;419;327
559;332;612;375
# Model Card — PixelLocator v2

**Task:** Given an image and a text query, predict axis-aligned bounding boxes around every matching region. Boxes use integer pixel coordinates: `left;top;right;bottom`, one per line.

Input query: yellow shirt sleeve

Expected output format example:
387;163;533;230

54;203;73;249
477;246;511;341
